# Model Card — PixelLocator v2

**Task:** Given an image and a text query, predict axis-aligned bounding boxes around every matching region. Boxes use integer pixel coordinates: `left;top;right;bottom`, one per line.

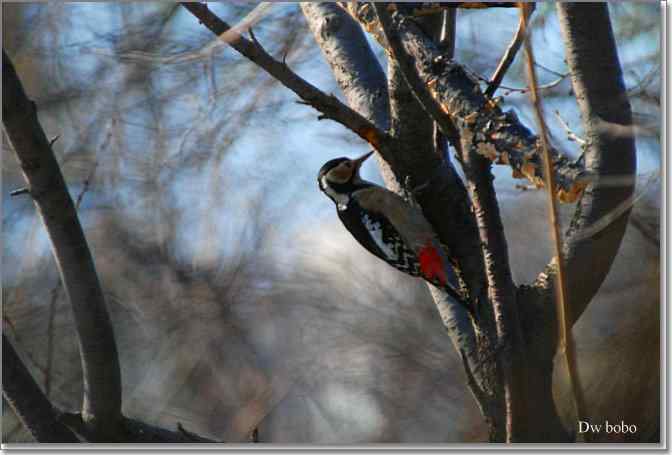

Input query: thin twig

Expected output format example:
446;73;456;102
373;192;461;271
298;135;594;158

3;317;50;380
521;8;588;442
570;171;659;243
534;61;567;78
554;110;586;146
10;187;30;197
485;3;535;98
472;69;570;95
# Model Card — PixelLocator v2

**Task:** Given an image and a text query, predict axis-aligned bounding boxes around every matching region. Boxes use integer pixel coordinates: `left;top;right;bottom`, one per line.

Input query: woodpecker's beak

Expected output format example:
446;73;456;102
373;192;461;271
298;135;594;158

352;151;374;171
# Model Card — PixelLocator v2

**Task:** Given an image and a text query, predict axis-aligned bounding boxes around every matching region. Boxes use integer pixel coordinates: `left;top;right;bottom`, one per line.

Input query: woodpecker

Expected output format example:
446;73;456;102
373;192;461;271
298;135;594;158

318;151;471;314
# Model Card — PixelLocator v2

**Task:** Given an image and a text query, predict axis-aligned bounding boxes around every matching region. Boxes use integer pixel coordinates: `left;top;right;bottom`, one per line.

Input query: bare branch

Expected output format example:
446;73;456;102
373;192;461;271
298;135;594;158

3;335;80;443
460;136;525;441
554;110;586;146
2;49;122;439
59;413;217;443
10;187;30;197
180;2;391;152
485;3;535;98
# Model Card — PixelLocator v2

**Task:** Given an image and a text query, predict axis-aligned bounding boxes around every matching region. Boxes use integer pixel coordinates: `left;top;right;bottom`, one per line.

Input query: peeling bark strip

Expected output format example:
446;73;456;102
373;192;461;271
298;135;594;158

2;50;122;439
3;335;81;442
344;4;586;203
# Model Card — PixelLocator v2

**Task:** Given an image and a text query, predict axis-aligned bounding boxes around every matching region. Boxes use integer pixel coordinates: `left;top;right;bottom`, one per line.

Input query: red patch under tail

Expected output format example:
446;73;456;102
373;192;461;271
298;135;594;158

418;243;448;286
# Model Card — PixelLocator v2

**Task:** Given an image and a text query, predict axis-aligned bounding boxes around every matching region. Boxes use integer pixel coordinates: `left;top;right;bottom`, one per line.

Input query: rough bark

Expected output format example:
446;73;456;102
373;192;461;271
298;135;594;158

2;49;122;440
348;6;586;203
3;335;81;443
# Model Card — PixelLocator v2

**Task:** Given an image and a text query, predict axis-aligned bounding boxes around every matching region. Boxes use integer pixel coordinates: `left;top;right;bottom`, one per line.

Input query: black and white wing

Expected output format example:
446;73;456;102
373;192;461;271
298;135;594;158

338;201;422;277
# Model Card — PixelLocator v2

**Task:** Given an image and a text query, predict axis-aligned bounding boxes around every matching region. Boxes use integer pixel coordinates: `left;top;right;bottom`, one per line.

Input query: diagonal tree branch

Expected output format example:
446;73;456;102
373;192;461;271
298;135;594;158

3;335;81;443
484;3;535;98
2;49;122;440
3;335;216;443
549;3;637;326
58;412;217;443
180;2;391;153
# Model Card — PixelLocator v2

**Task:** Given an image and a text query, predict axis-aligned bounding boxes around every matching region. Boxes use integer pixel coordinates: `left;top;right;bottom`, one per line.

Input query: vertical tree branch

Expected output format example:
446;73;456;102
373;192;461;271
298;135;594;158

3;335;80;442
372;5;530;441
2;50;122;439
551;3;637;325
433;9;458;155
459;143;525;442
379;5;493;418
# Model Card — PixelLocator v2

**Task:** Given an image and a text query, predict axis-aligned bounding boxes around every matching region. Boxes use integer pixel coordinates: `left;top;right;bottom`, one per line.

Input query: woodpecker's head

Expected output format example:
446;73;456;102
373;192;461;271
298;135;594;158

318;151;373;206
